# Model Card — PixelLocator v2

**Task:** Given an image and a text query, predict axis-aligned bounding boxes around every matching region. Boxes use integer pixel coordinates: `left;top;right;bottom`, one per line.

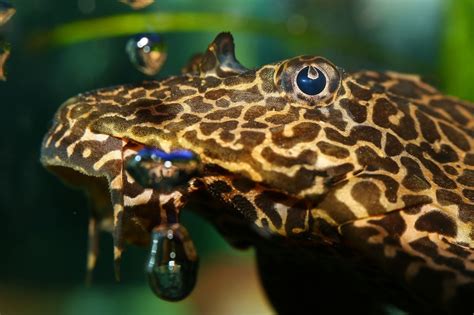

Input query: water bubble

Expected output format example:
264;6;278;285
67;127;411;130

126;33;167;75
146;224;198;301
119;0;154;10
126;147;201;191
0;39;10;81
0;1;15;26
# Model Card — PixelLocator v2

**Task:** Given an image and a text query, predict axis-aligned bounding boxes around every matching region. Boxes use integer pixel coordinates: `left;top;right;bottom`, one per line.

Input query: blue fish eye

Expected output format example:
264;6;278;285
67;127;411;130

296;66;326;96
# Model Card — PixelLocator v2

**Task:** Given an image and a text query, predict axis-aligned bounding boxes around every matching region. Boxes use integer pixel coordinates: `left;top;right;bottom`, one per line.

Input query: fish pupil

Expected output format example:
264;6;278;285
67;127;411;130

296;66;326;95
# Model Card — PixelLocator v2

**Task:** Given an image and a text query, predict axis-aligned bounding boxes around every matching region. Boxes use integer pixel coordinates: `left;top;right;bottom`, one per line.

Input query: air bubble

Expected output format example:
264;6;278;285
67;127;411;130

126;33;167;76
146;224;198;301
126;147;201;191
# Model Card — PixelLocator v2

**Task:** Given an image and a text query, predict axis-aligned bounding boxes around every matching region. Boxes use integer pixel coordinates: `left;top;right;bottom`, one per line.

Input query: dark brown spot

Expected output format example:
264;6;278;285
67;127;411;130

464;154;474;166
324;126;382;148
208;180;233;194
436;189;462;206
405;144;457;189
439;122;470;152
265;97;287;111
271;123;321;148
443;165;458;176
304;107;347;131
446;243;471;258
401;157;431;192
185;96;213;113
266;167;323;195
347;81;373;101
230;85;264;103
458;170;474;187
205;106;243;120
359;174;399;203
430;98;470;126
255;192;283;229
339;98;367;123
415;211;457;237
237;131;266;147
262;148;317;167
324;127;354;146
223;71;256;86
200;120;238;136
325;163;355;186
389;79;434;99
317;141;350;159
266;106;299;125
459;204;474;223
285;200;308;236
356;146;399;173
350;126;382;148
164;113;201;132
259;67;276;93
231;177;256;193
241;120;268;129
216;99;230;108
167;86;196;101
219;130;235;142
231;195;258;222
415;110;441;143
369;211;406;236
384;133;403;156
409;236;438;256
462;189;474;202
419;142;459;164
402;195;433;208
244;105;267;120
410;237;471;278
310;217;340;243
205;89;228;100
373;98;418;140
130;88;146;99
351;181;386;215
318;189;357;224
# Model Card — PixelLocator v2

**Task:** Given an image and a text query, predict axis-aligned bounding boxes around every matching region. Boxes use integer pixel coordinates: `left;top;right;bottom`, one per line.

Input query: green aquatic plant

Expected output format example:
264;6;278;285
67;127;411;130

29;11;424;70
440;0;474;101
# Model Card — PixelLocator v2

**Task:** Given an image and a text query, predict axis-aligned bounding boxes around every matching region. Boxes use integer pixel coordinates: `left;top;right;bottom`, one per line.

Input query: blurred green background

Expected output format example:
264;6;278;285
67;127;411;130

0;0;472;314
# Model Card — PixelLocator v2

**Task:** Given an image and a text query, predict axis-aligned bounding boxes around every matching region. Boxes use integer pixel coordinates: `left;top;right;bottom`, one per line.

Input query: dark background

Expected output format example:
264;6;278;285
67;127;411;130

0;0;472;314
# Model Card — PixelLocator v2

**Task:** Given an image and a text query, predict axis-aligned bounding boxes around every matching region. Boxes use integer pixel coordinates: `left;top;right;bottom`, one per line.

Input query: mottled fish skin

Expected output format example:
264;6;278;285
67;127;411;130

41;32;474;313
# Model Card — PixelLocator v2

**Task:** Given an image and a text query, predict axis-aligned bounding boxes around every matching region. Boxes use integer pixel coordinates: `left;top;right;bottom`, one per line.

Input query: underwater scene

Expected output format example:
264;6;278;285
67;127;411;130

1;0;473;314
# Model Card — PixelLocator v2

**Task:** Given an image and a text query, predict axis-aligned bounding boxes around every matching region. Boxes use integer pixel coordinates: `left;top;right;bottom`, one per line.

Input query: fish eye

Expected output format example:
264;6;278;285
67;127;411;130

296;66;326;96
275;56;341;106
